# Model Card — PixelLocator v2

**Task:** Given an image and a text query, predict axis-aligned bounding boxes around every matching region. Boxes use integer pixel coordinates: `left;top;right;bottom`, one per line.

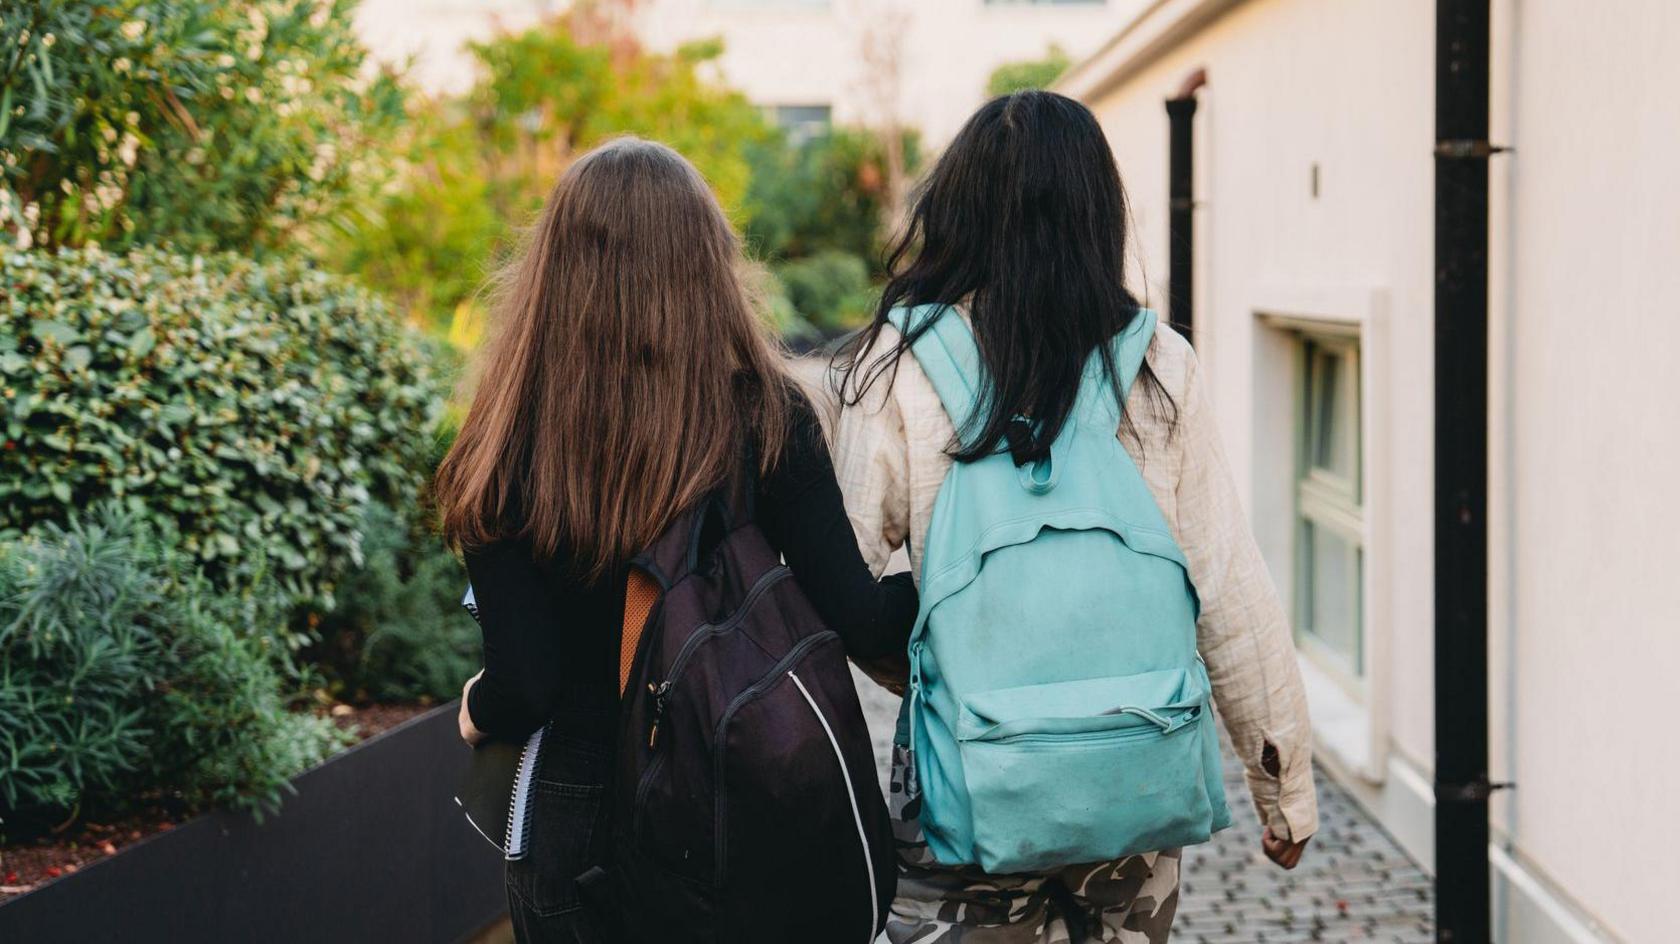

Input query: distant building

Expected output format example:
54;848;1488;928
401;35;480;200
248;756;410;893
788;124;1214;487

1060;3;1680;943
355;0;1149;144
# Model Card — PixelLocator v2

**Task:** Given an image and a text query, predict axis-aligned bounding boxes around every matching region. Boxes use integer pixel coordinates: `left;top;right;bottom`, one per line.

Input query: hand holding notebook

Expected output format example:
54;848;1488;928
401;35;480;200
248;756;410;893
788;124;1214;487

453;585;545;861
455;724;545;861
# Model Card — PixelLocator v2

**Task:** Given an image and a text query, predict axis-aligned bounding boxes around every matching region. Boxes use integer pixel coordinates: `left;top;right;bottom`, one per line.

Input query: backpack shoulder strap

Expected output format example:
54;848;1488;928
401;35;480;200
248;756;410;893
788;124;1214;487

1077;308;1159;426
886;304;986;444
1112;308;1158;400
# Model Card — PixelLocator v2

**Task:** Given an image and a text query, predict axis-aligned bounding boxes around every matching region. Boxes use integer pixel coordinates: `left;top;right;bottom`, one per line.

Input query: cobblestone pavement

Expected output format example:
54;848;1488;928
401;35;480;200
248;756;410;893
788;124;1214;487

851;668;1436;943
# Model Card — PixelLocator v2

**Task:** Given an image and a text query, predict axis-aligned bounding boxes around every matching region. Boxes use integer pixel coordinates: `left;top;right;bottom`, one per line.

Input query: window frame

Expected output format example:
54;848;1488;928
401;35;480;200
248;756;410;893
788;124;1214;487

1292;327;1366;694
763;103;832;146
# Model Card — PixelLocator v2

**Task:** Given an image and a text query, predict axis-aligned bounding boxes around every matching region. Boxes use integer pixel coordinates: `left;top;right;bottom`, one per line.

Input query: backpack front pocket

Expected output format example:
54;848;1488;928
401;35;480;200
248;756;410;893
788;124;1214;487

953;668;1219;873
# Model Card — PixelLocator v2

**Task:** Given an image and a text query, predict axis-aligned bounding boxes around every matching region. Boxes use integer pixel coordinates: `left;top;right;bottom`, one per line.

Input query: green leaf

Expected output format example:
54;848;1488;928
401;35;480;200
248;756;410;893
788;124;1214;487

64;346;93;371
128;328;156;357
34;320;79;345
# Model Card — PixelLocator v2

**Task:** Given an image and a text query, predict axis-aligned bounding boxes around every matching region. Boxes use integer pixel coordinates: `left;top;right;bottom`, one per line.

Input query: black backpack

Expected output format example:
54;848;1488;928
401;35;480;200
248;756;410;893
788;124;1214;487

587;479;896;943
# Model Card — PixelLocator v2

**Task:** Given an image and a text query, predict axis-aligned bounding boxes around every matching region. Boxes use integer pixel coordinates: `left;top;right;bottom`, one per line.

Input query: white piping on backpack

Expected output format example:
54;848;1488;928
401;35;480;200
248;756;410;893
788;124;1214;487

787;670;879;943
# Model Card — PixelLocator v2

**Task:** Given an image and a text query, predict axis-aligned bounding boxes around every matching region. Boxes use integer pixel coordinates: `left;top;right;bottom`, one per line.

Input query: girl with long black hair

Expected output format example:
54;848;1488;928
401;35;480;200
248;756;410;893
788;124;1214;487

830;91;1317;942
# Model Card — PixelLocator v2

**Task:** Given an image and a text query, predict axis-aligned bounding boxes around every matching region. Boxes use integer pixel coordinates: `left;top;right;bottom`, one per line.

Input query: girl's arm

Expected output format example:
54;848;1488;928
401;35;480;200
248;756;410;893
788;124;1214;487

757;393;918;660
461;542;584;741
1173;346;1320;844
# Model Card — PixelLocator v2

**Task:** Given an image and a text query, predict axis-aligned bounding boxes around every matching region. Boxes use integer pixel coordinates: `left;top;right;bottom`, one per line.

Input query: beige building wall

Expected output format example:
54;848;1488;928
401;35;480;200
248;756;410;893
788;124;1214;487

1062;1;1680;942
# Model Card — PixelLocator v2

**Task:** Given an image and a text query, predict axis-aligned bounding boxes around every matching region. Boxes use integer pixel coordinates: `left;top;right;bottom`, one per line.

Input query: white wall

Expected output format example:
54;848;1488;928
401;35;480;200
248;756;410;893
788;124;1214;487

1075;1;1680;941
1490;2;1680;941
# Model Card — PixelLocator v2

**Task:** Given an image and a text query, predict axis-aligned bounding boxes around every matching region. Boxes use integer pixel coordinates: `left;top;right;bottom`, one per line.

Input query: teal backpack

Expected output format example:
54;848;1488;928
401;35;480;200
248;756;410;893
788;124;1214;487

888;304;1231;873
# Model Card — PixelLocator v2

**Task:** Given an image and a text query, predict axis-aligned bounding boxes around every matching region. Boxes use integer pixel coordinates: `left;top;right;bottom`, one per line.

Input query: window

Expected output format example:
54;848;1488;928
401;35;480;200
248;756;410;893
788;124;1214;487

765;104;831;147
1294;332;1364;681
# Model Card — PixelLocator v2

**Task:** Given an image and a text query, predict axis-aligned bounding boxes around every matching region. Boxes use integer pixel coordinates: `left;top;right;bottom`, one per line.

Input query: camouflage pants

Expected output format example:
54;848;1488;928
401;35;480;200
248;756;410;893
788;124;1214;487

885;746;1181;943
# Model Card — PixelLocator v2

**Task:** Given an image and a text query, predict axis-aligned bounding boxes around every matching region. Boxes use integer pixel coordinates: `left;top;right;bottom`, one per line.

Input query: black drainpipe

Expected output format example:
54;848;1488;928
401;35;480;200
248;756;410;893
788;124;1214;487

1434;1;1507;940
1165;68;1206;344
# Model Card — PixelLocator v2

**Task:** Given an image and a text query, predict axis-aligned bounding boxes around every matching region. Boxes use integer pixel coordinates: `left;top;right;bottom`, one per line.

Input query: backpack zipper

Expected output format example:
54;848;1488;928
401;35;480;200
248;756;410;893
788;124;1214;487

645;565;791;750
632;565;793;838
788;670;880;943
975;706;1203;746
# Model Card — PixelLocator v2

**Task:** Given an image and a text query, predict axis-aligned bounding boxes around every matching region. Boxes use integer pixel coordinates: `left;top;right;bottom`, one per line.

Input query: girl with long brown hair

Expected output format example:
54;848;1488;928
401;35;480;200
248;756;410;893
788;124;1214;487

435;137;916;942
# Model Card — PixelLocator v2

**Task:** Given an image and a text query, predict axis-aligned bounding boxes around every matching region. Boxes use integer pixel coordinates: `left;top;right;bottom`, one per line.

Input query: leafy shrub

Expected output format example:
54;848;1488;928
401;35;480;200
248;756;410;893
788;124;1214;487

152;591;346;814
775;250;876;332
0;508;348;836
0;248;450;610
744;129;919;268
307;502;474;703
0;0;404;253
986;45;1072;97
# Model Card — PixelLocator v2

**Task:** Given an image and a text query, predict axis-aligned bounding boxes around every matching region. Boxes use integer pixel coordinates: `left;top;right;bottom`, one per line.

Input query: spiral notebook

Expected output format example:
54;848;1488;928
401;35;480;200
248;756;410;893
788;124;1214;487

454;585;545;861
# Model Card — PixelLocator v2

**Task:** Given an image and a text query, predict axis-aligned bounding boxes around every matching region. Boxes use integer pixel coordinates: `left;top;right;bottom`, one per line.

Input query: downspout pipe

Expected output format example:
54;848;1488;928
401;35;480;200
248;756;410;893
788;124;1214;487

1434;1;1508;940
1165;68;1206;344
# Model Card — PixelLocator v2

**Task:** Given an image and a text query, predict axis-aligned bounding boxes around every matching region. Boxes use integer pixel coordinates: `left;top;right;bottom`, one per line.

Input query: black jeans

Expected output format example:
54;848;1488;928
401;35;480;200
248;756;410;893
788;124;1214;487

506;729;613;944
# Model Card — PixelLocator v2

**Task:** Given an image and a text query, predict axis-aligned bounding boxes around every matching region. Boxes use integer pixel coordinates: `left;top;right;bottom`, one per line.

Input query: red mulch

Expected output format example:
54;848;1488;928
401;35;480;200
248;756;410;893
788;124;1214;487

0;811;176;902
0;702;437;903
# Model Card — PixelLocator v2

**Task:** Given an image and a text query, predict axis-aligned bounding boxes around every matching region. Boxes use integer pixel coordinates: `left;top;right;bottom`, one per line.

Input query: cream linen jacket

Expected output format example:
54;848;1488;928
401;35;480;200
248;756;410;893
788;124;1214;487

824;317;1320;842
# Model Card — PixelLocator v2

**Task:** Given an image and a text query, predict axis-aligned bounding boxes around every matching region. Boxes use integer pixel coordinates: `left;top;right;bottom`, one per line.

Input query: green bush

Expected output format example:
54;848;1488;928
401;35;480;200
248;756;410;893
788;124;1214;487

0;0;404;254
744;128;919;269
775;250;876;332
986;45;1072;97
0;248;450;610
0;508;348;835
307;501;474;703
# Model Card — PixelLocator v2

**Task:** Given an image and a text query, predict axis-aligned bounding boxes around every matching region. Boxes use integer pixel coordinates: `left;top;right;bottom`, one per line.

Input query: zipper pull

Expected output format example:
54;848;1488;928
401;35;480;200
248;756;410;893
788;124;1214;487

647;680;672;749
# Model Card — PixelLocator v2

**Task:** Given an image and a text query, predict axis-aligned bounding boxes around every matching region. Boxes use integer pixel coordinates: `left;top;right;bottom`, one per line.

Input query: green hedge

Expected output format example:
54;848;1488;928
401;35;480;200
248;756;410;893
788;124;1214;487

308;501;477;704
775;250;876;332
0;249;450;609
744;128;918;270
0;508;349;835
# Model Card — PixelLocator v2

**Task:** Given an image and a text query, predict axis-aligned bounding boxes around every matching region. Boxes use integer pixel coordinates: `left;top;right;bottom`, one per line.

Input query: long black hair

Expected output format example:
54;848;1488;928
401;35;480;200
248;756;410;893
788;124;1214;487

837;90;1175;464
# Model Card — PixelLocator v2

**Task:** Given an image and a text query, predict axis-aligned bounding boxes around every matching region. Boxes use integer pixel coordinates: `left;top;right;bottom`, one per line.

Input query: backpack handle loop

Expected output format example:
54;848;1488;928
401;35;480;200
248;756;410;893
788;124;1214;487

1016;454;1058;494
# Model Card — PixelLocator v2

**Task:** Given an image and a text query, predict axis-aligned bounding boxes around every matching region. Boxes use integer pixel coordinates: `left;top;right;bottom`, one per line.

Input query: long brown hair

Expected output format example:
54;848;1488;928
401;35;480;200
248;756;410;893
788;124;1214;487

435;137;789;578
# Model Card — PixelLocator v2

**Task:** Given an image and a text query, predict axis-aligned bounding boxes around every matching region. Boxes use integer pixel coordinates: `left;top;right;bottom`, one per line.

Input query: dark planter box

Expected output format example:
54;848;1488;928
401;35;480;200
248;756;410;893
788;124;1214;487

0;703;507;943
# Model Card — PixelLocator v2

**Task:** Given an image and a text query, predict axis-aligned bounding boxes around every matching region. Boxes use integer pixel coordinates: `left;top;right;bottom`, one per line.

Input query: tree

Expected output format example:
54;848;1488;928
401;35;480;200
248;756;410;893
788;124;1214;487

851;0;913;227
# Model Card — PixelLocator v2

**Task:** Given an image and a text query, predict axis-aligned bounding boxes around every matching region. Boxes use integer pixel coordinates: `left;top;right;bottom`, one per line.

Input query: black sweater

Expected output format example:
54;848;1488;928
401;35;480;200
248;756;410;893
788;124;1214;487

464;396;917;744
